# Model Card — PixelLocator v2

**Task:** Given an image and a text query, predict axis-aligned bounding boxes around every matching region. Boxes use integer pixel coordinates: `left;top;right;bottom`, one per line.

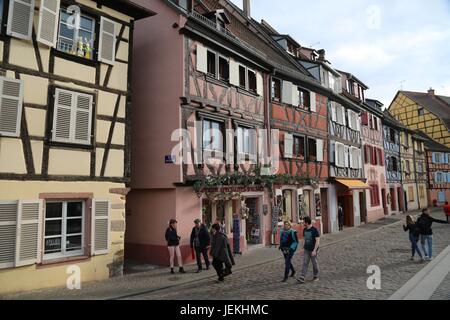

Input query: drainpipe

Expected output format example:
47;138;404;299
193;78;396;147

413;139;421;210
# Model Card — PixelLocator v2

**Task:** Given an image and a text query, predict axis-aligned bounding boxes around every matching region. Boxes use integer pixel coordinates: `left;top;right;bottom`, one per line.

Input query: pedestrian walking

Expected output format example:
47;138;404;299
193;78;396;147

279;221;298;282
210;223;233;282
190;218;211;273
403;215;423;262
443;201;450;223
297;216;320;283
165;219;185;274
417;208;449;261
338;203;344;231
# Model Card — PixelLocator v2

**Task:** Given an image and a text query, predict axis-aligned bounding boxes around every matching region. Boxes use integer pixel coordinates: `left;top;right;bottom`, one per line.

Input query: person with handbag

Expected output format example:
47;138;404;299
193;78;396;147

165;219;185;274
279;221;298;282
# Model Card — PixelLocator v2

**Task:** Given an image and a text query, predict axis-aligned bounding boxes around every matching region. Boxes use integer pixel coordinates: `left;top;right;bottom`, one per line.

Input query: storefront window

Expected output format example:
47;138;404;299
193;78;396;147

245;198;260;244
44;201;84;259
202;199;213;230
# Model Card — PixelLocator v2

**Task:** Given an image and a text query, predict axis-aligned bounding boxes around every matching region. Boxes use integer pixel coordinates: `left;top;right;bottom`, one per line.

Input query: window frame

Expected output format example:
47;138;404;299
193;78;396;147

272;77;281;101
43;200;85;260
293;135;305;159
370;184;380;207
247;68;257;93
236;125;256;157
218;54;230;82
298;87;310;110
202;118;225;154
307;137;317;162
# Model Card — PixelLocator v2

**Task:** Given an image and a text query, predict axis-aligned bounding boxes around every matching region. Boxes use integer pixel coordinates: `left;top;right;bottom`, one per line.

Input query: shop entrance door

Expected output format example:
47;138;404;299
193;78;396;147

245;198;261;245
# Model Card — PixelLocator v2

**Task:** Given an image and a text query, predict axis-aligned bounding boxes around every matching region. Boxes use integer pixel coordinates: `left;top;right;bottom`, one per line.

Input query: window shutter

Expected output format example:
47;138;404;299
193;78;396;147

99;17;117;65
73;93;93;144
356;113;361;132
229;59;239;87
237;127;243;154
342;106;347;127
284;133;293;159
37;0;60;47
0;77;24;137
0;201;18;269
256;72;263;96
291;86;299;107
53;89;74;142
364;145;368;164
344;146;349;167
330;101;337;122
282;81;293;105
7;0;35;40
349;147;354;168
15;200;42;267
347;110;353;130
358;149;363;168
92;199;110;256
432;153;436;164
196;44;208;74
335;143;340;167
380;149;385;166
316;139;324;162
310;92;317;112
361;111;368;125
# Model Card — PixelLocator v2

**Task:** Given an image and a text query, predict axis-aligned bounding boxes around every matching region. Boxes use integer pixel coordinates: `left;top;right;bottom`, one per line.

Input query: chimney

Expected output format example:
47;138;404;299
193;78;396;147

317;49;326;61
428;88;435;96
243;0;251;18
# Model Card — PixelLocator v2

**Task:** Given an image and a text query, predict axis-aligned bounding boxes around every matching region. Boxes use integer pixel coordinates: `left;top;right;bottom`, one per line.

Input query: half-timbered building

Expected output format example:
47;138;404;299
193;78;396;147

382;110;405;215
388;89;450;148
0;0;154;294
361;99;387;221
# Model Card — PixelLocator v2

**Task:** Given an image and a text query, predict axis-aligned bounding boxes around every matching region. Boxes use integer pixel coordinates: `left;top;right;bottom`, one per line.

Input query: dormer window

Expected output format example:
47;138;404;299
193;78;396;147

204;9;230;32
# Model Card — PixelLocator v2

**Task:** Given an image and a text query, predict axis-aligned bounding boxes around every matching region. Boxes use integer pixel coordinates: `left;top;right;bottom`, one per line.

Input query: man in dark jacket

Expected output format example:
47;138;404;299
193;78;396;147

338;203;344;231
210;223;232;282
417;208;449;260
190;219;211;272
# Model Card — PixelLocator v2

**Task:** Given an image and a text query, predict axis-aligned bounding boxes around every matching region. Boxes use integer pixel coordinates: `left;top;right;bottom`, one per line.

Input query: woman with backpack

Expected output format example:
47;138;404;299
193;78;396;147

403;215;423;262
279;221;299;282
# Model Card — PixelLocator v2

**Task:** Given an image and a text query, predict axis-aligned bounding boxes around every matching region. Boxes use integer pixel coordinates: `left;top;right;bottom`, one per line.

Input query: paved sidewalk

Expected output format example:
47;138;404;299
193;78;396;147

0;209;436;300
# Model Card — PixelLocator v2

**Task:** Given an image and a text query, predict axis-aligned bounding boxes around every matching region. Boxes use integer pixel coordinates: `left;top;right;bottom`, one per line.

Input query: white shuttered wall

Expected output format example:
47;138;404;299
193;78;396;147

92;200;110;255
52;89;93;145
37;0;61;47
99;17;117;65
16;201;42;267
0;77;24;137
7;0;35;40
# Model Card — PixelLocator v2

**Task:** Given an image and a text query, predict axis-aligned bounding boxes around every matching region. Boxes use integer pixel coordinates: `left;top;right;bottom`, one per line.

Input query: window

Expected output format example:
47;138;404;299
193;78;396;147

419;186;425;199
299;88;310;109
353;83;360;99
0;0;4;33
237;126;255;155
202;119;223;152
207;50;216;76
389;128;396;143
408;186;415;202
52;88;93;145
218;56;229;81
308;138;317;162
239;65;246;89
335;142;345;167
293;136;305;158
248;69;257;93
435;172;445;183
434;153;443;163
438;191;446;203
417;162;423;173
44;201;84;259
418;107;424;116
57;8;95;60
348;110;359;131
350;147;361;169
374;116;379;131
370;184;380;207
282;190;293;221
392;157;398;171
405;160;411;174
272;78;281;101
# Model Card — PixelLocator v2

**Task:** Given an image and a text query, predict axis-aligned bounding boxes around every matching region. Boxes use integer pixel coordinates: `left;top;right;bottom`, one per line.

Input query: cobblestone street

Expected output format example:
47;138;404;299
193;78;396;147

124;211;450;300
2;210;449;300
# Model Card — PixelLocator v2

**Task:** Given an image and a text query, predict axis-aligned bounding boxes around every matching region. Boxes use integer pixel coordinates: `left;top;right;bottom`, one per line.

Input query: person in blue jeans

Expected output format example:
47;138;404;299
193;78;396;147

297;216;320;283
279;221;298;282
417;208;449;261
403;215;423;262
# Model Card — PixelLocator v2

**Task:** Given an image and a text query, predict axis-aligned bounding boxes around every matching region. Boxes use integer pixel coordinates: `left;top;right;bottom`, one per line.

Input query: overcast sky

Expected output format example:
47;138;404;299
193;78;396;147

230;0;450;108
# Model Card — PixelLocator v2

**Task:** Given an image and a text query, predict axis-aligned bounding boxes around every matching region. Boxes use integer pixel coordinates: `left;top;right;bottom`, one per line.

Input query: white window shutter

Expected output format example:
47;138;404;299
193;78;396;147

99;17;117;65
310;92;317;112
342;106;347;127
347;110;353;129
292;86;299;107
344;146;349;167
229;59;240;86
92;199;110;256
0;201;18;269
37;0;60;47
256;72;264;96
358;149;363;168
196;44;208;74
330;101;337;122
284;133;293;158
7;0;35;40
316;139;324;162
349;147;354;168
356;113;361;132
73;93;93;144
15;200;42;267
0;77;24;137
52;89;74;142
282;81;293;105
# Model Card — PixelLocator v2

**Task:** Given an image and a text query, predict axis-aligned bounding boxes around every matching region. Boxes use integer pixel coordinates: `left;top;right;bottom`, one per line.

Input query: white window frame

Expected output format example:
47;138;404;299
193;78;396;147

43;200;85;260
202;119;224;153
237;126;256;156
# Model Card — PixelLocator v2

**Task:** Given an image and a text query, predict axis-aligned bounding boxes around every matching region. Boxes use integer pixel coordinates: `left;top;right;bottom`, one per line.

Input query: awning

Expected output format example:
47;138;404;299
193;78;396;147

336;179;371;190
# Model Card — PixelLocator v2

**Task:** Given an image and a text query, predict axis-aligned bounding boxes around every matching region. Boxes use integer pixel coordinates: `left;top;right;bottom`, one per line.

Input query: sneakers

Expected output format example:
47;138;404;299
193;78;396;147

170;268;175;274
297;277;305;284
179;267;186;273
313;277;319;282
424;256;430;261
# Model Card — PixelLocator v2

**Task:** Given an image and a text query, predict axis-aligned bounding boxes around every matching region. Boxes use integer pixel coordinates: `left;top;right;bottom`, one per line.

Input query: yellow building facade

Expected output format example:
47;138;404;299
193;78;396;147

388;90;450;147
0;0;153;294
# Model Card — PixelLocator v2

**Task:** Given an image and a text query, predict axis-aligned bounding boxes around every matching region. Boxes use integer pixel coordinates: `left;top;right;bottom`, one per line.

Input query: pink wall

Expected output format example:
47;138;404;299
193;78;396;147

131;0;185;189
